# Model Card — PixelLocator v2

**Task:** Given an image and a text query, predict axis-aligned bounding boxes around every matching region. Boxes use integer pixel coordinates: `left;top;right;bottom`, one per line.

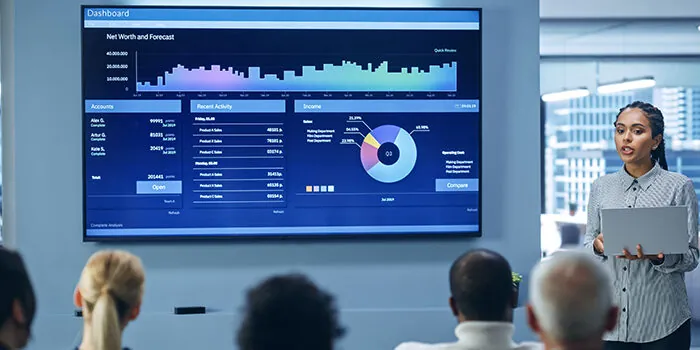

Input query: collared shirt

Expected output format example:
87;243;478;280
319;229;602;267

583;162;700;343
394;321;543;350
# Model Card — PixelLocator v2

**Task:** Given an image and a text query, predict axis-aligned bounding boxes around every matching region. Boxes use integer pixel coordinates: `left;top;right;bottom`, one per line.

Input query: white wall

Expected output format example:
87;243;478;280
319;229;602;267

2;1;541;349
540;0;700;18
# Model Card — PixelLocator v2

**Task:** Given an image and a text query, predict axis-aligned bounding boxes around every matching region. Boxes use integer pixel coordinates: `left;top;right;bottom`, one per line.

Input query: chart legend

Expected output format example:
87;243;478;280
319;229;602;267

137;60;458;92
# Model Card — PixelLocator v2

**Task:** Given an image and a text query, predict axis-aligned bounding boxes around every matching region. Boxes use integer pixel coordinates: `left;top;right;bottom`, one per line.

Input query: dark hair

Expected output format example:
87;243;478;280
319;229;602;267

449;249;513;321
236;273;345;350
0;248;36;333
615;101;668;170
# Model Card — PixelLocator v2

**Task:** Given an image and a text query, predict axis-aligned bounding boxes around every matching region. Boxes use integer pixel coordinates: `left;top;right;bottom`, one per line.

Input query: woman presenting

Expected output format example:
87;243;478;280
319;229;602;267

584;101;699;349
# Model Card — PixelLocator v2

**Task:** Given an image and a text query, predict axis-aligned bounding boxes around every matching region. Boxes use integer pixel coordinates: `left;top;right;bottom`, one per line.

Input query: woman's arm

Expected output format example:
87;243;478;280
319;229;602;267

653;179;700;273
583;180;606;260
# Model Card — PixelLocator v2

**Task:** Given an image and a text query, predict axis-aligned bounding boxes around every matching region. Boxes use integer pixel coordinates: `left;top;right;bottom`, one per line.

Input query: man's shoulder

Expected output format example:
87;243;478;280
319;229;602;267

395;340;544;350
394;341;457;350
514;341;545;350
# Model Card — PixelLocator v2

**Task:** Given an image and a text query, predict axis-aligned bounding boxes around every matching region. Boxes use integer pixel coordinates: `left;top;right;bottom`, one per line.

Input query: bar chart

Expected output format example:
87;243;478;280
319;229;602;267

136;60;458;92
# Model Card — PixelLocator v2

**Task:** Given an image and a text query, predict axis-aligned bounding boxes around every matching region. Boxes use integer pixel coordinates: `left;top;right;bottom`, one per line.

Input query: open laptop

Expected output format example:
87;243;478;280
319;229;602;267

601;206;689;255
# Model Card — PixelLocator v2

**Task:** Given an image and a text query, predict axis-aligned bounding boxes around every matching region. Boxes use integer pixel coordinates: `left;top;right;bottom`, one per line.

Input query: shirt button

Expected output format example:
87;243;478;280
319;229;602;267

633;187;637;191
623;308;626;312
623;267;627;271
628;206;632;208
623;288;626;292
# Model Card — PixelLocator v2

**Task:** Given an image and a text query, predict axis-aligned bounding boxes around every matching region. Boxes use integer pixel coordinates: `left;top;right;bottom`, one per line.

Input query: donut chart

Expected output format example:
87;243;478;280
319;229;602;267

360;125;418;183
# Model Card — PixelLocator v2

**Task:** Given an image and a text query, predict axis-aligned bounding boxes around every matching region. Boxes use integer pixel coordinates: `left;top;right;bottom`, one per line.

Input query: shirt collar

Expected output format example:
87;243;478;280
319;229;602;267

455;321;517;348
617;162;661;191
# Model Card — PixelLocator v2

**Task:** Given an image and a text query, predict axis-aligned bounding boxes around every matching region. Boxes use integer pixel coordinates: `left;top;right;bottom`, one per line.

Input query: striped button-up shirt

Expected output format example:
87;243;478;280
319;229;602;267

583;162;699;343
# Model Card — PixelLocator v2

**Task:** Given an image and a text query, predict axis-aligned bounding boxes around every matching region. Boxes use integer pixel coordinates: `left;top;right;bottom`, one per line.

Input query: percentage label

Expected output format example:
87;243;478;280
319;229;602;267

415;125;430;130
345;127;359;132
341;139;356;144
348;116;362;121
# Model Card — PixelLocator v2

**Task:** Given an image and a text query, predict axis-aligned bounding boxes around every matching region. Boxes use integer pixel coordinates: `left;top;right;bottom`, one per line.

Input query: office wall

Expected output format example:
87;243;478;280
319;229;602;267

1;1;540;349
541;59;700;94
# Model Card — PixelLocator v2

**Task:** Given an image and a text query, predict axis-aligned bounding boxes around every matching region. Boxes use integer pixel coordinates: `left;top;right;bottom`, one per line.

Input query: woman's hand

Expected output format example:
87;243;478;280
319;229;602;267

619;244;664;261
593;233;605;254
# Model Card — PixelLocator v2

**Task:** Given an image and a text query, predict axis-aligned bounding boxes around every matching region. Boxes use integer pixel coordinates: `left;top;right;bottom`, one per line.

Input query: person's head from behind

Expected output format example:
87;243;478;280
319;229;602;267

527;251;617;348
568;203;577;216
614;101;667;170
236;273;345;350
448;249;516;323
0;248;36;350
74;250;145;350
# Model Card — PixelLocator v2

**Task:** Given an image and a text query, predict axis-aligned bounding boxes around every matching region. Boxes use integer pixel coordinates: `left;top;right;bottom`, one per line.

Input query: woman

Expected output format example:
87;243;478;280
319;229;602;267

74;250;145;350
0;248;36;350
584;101;699;349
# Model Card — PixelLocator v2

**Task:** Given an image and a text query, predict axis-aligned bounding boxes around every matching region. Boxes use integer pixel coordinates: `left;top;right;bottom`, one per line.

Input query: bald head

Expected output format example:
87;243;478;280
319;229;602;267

449;249;513;322
528;251;616;343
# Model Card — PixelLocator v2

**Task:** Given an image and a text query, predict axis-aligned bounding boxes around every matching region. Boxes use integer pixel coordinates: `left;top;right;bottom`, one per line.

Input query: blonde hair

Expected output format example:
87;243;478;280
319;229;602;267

78;250;145;350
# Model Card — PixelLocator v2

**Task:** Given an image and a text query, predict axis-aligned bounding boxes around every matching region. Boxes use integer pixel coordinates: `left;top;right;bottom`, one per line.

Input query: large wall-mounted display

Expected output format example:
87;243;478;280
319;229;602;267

81;6;482;240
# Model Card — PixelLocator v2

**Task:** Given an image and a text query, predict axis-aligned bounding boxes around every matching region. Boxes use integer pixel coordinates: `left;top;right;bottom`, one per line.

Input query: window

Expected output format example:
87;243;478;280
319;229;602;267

541;86;700;256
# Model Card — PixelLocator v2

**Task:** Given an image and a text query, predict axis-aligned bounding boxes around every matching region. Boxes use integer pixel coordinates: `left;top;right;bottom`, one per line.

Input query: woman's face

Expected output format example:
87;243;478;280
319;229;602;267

614;108;660;166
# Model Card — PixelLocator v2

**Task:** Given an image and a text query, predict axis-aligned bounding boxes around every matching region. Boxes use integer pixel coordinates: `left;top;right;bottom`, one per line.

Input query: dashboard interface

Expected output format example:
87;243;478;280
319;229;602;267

82;7;482;239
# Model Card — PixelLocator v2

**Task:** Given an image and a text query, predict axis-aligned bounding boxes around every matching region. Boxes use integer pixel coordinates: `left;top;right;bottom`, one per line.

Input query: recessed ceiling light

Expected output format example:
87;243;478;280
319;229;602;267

697;25;700;31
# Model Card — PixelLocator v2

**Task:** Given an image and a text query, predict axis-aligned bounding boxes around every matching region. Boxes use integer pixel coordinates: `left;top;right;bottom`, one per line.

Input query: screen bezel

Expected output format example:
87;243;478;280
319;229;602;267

80;5;483;242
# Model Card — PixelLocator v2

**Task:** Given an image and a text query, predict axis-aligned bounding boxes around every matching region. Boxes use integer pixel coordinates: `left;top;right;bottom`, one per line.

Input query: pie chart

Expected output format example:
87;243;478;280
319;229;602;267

360;125;417;183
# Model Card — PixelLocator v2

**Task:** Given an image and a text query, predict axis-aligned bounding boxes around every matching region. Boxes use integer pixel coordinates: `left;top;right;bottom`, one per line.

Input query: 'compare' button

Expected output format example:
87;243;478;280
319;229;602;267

435;178;479;192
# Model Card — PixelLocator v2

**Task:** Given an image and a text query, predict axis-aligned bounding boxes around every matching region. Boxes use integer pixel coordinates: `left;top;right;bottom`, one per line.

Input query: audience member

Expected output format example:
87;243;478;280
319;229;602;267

236;273;345;350
395;249;541;350
74;250;145;350
527;251;617;350
0;248;36;350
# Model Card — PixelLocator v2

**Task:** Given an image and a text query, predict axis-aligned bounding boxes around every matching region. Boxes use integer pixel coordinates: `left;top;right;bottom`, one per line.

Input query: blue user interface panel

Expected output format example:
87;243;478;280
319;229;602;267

82;7;482;239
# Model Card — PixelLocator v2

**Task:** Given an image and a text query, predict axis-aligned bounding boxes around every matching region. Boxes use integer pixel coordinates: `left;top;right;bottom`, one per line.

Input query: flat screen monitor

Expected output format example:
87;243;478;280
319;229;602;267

81;6;482;240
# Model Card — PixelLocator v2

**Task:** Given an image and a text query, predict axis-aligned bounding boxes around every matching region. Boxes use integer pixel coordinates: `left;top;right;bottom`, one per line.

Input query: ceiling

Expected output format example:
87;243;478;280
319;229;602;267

539;0;700;57
540;0;700;19
540;19;700;57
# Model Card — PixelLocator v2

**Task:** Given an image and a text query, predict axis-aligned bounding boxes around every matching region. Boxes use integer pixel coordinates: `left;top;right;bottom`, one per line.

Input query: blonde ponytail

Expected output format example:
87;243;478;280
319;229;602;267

91;290;122;350
77;250;145;350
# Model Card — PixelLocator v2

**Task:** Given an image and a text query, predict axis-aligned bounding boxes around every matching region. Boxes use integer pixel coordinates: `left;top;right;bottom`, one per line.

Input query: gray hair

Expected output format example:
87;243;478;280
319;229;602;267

529;251;613;342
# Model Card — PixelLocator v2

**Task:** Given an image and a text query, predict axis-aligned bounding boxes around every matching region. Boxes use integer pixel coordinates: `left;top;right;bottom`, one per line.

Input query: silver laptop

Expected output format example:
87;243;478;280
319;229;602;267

601;206;689;255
